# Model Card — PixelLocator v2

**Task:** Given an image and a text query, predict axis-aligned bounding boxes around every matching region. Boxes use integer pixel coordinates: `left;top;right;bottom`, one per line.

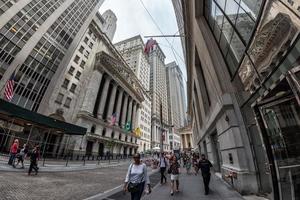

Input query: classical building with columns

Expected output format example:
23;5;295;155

114;35;152;152
178;124;194;151
42;10;144;157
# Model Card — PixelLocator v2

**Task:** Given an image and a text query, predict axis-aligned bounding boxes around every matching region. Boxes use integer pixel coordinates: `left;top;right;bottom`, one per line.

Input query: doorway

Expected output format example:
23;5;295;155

86;141;93;156
259;96;300;200
98;143;104;156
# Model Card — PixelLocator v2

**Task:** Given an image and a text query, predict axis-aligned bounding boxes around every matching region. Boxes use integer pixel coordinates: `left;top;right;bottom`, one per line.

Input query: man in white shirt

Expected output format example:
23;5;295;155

158;153;168;184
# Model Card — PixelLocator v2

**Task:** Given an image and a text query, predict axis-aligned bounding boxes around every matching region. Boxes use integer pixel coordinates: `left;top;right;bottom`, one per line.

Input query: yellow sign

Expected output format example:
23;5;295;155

134;127;141;137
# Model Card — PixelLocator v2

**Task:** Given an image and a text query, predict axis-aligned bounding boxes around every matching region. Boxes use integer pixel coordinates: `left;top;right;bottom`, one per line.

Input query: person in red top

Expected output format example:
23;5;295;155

8;139;19;167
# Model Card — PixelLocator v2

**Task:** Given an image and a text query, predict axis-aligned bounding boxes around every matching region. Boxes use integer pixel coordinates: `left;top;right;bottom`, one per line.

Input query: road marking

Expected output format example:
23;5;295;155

83;185;123;200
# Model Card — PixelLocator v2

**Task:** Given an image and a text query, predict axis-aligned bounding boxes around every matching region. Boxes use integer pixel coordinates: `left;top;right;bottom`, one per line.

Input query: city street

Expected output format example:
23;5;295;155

0;164;130;200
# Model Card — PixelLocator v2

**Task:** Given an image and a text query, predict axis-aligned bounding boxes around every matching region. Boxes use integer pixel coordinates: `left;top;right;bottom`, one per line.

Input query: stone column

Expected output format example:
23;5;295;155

97;76;111;119
127;98;133;126
81;70;103;114
121;94;129;127
107;84;118;121
131;102;137;129
115;89;124;124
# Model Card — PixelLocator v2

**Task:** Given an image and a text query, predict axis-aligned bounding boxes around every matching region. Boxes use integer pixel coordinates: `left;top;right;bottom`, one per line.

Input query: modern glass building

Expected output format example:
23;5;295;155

180;0;300;199
0;0;104;112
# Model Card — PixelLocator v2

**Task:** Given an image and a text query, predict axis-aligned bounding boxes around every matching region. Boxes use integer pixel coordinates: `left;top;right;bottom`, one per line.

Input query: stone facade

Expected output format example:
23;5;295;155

115;35;152;152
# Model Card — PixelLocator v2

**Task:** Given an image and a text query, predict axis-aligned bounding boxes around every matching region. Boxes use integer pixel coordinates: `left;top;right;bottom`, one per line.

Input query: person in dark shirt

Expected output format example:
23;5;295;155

198;154;213;195
28;145;40;176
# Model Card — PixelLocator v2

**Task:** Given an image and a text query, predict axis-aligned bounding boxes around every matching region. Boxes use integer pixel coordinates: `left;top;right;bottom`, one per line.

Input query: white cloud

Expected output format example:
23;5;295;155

99;0;187;101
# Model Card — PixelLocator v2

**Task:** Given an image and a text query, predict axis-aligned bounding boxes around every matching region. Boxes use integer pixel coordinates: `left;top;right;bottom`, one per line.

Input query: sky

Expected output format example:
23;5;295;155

98;0;187;84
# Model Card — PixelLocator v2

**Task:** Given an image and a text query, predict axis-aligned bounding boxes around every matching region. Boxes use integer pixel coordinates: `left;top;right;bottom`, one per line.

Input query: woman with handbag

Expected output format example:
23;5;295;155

124;153;151;200
168;156;180;196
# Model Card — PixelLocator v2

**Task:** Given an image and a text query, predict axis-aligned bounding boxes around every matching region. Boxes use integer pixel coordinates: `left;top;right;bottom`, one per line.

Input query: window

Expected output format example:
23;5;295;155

79;45;84;53
73;55;80;64
84;50;89;58
62;79;70;89
84;37;88;44
64;97;72;108
80;60;85;68
55;93;64;104
75;71;81;80
68;66;75;75
70;83;77;93
88;29;92;36
89;42;93;49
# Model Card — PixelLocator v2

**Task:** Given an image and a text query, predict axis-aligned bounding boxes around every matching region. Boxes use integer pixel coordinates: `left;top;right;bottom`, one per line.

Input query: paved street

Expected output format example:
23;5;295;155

0;164;134;200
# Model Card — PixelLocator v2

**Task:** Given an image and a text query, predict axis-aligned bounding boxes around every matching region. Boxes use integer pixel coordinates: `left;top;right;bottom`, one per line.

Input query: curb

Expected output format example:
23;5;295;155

0;161;130;173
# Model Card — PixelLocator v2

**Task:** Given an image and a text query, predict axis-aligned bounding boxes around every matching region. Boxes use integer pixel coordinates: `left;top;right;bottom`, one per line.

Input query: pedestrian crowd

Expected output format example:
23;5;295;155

123;150;213;200
7;139;41;176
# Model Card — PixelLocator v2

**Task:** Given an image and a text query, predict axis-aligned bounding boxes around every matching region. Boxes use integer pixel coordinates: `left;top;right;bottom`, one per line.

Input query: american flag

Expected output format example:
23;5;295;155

144;38;157;54
4;71;15;101
110;113;117;126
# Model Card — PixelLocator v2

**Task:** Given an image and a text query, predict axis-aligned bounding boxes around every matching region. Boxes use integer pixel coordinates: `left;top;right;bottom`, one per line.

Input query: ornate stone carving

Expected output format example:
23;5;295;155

248;13;296;77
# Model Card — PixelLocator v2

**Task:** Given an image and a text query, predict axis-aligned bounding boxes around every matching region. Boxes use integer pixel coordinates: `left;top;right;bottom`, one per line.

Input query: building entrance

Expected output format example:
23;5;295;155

258;96;300;200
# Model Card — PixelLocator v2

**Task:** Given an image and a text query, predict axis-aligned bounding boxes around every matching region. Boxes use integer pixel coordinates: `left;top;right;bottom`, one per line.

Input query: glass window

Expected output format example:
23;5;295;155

219;16;233;56
73;55;80;64
80;60;85;68
55;93;64;104
235;7;255;43
62;78;69;89
68;66;75;75
64;97;71;108
224;0;239;25
79;45;84;53
70;83;76;93
75;71;81;80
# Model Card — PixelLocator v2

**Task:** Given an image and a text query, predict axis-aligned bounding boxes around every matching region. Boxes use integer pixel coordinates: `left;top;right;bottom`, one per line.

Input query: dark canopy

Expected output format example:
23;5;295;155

0;99;86;135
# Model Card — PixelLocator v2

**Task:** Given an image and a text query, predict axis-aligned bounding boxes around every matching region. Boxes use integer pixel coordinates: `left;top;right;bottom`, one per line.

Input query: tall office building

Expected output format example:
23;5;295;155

166;62;186;150
179;0;300;199
0;0;104;112
115;35;152;152
101;9;117;41
148;44;170;151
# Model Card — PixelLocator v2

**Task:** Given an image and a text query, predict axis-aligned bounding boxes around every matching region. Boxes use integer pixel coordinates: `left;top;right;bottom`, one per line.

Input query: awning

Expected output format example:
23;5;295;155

0;99;86;135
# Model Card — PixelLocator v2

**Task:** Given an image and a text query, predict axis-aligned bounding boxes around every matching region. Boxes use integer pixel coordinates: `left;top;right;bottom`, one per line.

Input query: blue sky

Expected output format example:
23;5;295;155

99;0;187;84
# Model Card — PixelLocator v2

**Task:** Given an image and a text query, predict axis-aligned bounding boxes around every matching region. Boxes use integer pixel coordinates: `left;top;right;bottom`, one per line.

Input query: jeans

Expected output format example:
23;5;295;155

8;153;16;166
160;167;166;183
28;160;38;175
130;181;145;200
202;173;211;194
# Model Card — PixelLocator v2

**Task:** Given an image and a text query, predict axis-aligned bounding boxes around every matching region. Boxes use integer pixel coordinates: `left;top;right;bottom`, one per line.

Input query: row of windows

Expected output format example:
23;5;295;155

55;93;72;108
0;0;19;16
61;78;77;93
0;0;66;78
13;0;98;111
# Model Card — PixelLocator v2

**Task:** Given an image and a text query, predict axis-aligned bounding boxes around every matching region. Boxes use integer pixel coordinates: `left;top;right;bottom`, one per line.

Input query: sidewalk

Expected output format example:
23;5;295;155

142;171;250;200
0;159;130;172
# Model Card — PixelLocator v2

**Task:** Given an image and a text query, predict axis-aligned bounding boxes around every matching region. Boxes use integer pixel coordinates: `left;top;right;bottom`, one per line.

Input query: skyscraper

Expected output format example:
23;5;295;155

0;0;104;112
115;35;152;152
148;43;170;151
166;61;186;149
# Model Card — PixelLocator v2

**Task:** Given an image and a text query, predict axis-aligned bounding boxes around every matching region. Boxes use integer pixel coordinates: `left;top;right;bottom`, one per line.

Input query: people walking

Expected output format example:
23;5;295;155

28;145;40;176
158;153;168;184
8;139;19;167
15;144;28;169
198;154;213;195
168;156;180;196
192;153;199;175
124;153;151;200
185;156;192;175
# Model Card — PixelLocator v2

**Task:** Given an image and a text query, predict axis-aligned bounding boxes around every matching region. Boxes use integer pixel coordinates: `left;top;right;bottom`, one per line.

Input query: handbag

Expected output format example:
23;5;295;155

127;164;144;193
167;167;172;174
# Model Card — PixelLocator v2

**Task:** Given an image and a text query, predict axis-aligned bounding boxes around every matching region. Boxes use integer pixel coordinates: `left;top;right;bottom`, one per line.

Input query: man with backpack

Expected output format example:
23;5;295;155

158;153;168;184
